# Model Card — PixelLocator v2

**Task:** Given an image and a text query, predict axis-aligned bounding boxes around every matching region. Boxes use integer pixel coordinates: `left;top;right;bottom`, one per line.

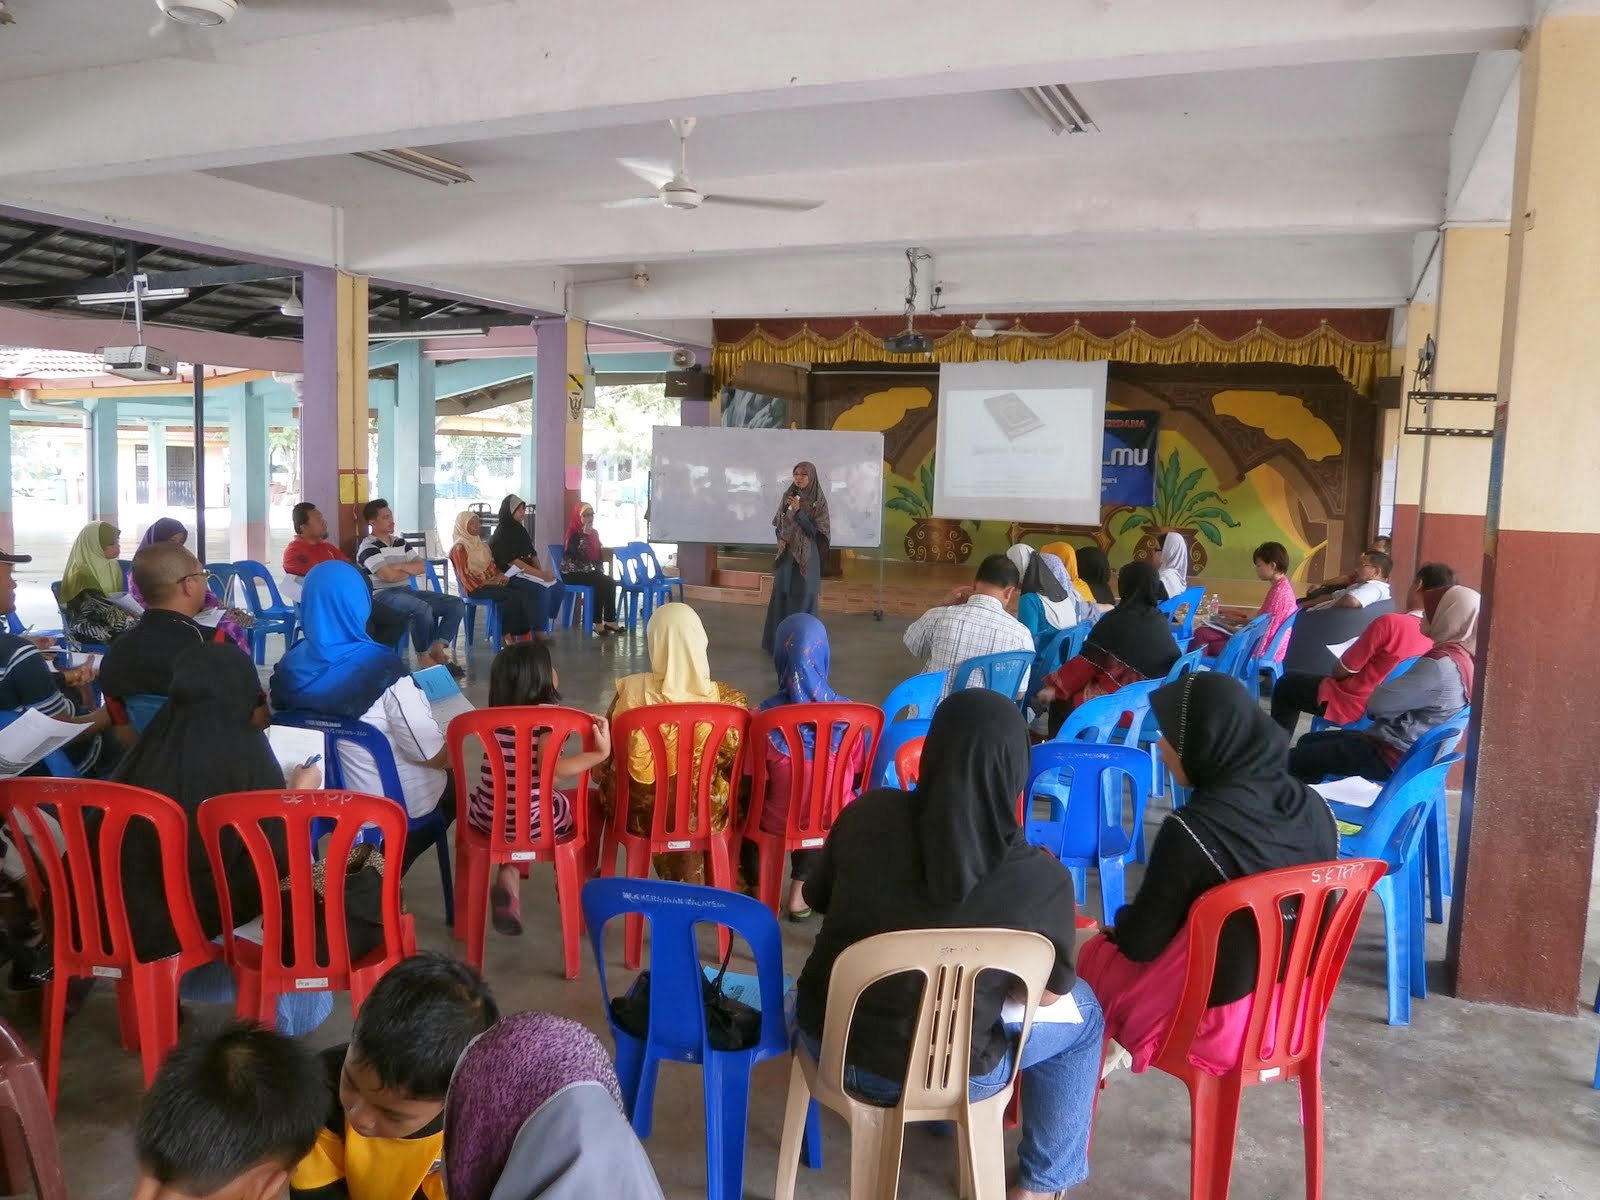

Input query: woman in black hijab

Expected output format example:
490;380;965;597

1075;545;1116;608
489;495;565;636
794;690;1105;1199
1034;560;1180;735
1077;671;1339;1075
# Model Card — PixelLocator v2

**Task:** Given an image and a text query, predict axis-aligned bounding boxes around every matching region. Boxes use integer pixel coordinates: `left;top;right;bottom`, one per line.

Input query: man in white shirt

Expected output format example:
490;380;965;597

1312;549;1393;611
903;554;1034;695
356;499;464;673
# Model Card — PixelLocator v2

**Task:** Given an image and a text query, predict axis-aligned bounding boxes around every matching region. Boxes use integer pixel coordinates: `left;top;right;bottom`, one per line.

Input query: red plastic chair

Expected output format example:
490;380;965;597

744;703;884;918
0;1018;65;1200
0;779;219;1109
1152;858;1387;1200
447;706;603;980
599;703;751;969
197;790;416;1026
895;736;925;789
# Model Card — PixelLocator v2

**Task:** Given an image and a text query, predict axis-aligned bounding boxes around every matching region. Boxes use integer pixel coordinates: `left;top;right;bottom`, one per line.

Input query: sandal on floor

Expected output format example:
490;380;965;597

491;885;523;936
785;907;813;923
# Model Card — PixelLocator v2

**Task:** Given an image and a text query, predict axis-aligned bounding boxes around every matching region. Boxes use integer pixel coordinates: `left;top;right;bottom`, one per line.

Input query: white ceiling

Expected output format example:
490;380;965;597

0;0;1531;327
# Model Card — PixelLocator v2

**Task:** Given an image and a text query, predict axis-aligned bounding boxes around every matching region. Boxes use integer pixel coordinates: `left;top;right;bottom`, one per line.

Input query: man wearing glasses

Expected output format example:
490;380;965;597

100;541;229;702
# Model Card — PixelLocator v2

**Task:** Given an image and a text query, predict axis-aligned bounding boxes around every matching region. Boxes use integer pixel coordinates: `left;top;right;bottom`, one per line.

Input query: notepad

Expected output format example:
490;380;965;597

412;665;474;726
266;725;326;778
1001;989;1083;1026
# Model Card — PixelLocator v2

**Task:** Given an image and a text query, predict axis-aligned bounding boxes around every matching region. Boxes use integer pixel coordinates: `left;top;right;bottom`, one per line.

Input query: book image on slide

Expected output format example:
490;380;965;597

981;391;1047;442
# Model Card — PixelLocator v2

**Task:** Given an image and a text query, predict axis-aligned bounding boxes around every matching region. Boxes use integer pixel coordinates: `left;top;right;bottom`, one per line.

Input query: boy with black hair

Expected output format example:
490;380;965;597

290;954;499;1200
133;1022;329;1200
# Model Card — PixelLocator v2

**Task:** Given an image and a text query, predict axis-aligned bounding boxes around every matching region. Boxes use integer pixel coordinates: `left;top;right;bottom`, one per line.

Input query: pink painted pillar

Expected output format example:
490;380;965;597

533;320;571;548
677;351;716;586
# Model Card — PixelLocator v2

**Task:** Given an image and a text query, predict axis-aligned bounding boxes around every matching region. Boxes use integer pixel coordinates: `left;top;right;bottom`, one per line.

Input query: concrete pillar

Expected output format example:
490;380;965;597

373;378;397;510
534;321;583;549
1446;12;1600;1012
677;345;716;586
229;383;270;562
148;420;168;508
85;400;118;527
0;401;12;551
301;268;370;552
392;341;437;539
519;427;535;507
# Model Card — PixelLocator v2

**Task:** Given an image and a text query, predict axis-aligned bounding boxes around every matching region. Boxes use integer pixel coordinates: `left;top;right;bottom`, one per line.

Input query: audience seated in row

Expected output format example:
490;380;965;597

282;503;409;648
61;521;136;645
448;511;547;644
1035;560;1180;736
1288;583;1479;783
1192;540;1296;660
129;518;253;654
272;562;454;850
902;553;1034;694
1005;543;1095;649
357;499;465;674
1270;561;1456;735
488;494;566;633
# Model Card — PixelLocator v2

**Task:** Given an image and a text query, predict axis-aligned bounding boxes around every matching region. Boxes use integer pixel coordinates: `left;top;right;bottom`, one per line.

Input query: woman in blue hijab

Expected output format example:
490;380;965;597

270;561;406;717
742;613;867;920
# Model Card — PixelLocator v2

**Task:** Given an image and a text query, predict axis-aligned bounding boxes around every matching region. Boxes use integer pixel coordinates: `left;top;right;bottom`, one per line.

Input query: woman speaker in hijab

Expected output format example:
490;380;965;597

1076;670;1339;1076
761;461;830;653
445;1012;663;1200
793;689;1105;1200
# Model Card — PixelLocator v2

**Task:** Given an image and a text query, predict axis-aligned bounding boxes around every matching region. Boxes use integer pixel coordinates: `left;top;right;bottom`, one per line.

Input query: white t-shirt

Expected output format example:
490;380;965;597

337;677;447;818
1339;579;1392;608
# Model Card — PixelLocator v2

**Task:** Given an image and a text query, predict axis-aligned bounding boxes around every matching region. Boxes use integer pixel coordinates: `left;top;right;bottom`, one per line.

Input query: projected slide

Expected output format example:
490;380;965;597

933;361;1108;524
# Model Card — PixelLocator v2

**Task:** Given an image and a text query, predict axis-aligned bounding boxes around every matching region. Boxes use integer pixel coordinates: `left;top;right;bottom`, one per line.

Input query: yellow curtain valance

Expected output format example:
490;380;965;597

713;319;1388;396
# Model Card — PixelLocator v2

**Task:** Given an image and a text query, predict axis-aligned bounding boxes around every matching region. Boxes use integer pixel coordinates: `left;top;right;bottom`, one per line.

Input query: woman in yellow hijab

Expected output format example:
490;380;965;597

1041;541;1097;606
60;521;137;645
597;603;749;884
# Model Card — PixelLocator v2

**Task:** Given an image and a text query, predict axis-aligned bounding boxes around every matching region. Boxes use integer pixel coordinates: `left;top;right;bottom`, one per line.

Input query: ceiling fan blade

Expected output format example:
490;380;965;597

617;158;676;189
148;17;218;62
701;194;822;212
603;196;666;210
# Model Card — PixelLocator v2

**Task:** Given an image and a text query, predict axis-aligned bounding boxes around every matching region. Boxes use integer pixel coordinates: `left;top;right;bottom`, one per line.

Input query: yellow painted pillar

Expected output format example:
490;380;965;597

1448;12;1600;1012
301;269;371;551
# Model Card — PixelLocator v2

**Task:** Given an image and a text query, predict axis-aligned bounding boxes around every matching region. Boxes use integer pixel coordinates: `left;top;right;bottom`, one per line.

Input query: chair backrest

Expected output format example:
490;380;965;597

232;559;287;614
1163;647;1205;682
546;545;569;582
894;737;925;790
272;711;404;801
2;615;19;637
1253;610;1299;669
817;928;1056;1115
0;779;210;970
1389;708;1470;785
1384;656;1420;685
1213;614;1273;683
122;693;167;733
0;1018;65;1200
1024;742;1153;863
1159;585;1205;637
626;542;664;584
615;545;648;589
199;789;408;976
608;704;750;848
1053;679;1160;746
1038;621;1096;678
420;560;446;594
446;706;599;857
1159;858;1386;1081
867;718;931;790
949;650;1033;703
581;877;788;1057
1344;757;1460;870
205;567;231;605
746;703;883;850
881;672;943;724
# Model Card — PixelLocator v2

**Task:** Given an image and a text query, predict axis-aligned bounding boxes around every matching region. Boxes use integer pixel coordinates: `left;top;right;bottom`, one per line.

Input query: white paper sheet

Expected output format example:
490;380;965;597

266;726;326;777
0;709;83;778
194;608;225;628
1326;637;1359;661
109;592;144;618
1310;776;1385;810
504;563;526;580
1001;990;1083;1025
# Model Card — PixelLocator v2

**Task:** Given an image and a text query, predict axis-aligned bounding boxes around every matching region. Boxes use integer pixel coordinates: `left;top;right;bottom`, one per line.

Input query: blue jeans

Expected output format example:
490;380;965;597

373;588;465;653
179;959;333;1036
801;978;1104;1194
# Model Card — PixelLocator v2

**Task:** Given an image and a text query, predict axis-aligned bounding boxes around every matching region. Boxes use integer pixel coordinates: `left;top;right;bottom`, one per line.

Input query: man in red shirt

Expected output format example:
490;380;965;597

1271;561;1454;734
282;503;408;647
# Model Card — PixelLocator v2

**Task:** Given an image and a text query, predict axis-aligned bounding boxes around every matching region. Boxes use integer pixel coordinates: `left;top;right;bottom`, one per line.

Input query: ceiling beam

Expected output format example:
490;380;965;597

0;227;61;271
0;263;297;303
0;0;1526;185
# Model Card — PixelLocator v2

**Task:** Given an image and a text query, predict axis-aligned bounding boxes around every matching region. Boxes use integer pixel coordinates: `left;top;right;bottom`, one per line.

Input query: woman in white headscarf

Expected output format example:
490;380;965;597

1005;544;1089;643
448;510;545;645
1156;531;1190;602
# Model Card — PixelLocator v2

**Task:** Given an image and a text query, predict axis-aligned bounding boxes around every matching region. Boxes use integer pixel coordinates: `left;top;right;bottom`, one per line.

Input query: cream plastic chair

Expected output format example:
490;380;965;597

774;927;1057;1200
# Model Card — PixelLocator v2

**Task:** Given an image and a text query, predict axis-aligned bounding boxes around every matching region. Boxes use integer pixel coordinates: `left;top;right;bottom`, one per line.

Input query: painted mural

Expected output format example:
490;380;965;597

810;363;1375;584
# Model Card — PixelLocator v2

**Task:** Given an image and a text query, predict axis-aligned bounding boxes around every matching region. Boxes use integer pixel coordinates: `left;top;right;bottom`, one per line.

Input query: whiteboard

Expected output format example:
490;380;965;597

649;427;885;547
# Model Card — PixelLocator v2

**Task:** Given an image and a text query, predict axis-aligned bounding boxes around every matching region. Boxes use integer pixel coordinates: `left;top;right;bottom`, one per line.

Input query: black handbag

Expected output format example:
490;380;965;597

610;944;763;1052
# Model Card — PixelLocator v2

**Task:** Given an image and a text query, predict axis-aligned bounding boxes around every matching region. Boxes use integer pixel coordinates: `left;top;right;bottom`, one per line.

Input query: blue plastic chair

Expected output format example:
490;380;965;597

1037;620;1094;678
948;649;1033;709
628;542;684;603
1024;742;1152;924
271;710;454;927
1335;757;1460;1025
0;710;78;777
1052;679;1160;747
1159;585;1205;642
881;671;943;724
121;693;167;733
1309;656;1421;734
1252;610;1299;688
229;560;297;664
447;558;503;648
616;545;674;631
1136;649;1205;810
5;612;64;645
547;544;595;637
867;718;931;790
580;878;817;1200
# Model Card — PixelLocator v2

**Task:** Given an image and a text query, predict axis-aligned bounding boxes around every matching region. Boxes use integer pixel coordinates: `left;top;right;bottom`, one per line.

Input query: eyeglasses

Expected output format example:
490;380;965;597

181;571;208;583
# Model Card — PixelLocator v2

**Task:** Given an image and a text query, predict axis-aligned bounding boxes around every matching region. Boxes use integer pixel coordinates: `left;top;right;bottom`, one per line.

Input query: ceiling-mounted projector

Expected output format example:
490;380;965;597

883;330;932;354
103;345;178;382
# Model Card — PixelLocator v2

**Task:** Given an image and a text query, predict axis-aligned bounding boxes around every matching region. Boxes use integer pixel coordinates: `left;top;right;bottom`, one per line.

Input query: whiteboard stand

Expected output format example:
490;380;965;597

874;532;886;621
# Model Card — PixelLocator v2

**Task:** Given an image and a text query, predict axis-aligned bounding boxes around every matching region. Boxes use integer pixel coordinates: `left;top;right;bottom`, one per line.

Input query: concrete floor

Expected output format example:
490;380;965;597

21;600;1600;1199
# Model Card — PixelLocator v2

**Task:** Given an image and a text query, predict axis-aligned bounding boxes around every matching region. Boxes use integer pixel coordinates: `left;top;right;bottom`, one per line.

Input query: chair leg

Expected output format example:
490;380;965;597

115;978;140;1052
37;976;70;1112
622;840;649;971
1375;874;1409;1026
459;849;490;969
1408;858;1428;1001
775;1060;818;1200
1067;864;1087;908
707;835;735;960
433;825;455;928
1300;1068;1326;1200
1187;1072;1243;1200
961;1099;1009;1200
703;1055;753;1200
553;850;583;981
1098;856;1125;926
130;962;181;1087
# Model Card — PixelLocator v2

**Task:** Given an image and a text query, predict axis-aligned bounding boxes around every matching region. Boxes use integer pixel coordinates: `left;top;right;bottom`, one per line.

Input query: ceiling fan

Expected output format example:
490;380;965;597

970;316;1048;341
605;118;822;213
149;0;457;58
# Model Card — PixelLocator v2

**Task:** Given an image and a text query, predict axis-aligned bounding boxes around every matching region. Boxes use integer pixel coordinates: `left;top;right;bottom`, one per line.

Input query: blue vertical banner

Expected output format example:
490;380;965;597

1101;411;1160;506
